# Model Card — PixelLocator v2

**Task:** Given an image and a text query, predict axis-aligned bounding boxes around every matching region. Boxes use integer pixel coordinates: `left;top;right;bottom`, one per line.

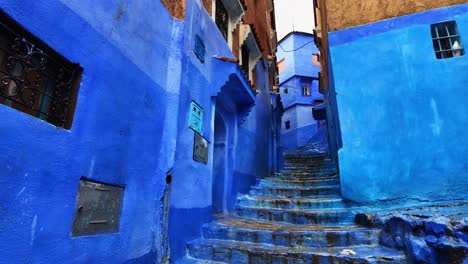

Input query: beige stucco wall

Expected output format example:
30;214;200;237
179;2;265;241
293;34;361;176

326;0;467;31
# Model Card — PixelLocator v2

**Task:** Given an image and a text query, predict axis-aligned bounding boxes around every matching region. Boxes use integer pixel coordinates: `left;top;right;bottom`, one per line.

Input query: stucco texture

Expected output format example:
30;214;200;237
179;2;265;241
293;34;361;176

329;5;468;204
327;0;468;31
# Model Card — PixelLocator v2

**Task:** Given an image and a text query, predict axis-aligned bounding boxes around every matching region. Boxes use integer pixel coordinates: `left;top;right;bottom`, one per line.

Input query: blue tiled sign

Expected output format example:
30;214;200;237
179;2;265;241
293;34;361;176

189;101;203;134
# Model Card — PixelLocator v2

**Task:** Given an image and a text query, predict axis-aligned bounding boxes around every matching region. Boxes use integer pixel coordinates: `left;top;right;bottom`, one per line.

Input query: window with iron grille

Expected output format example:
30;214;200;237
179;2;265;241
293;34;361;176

0;11;82;129
215;0;229;41
431;21;464;59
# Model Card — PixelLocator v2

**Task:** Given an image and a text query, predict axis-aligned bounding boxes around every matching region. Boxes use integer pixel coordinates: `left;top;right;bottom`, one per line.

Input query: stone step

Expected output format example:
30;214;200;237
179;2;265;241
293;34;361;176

175;257;227;264
284;153;330;159
283;162;336;169
258;177;340;188
284;157;332;163
281;168;337;174
187;239;406;263
276;171;338;179
235;206;355;225
283;160;333;166
237;195;345;210
202;218;380;248
250;185;341;198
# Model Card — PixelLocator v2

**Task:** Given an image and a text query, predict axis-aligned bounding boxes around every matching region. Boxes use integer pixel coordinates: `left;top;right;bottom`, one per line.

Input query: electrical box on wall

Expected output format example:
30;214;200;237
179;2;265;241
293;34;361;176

193;133;208;164
188;101;203;134
71;179;124;236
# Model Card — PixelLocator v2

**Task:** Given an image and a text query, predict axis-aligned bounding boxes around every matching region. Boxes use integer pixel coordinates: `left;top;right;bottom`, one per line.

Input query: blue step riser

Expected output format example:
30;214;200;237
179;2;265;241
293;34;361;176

236;208;355;225
251;187;340;197
258;178;340;188
237;198;344;210
187;243;402;264
202;226;379;247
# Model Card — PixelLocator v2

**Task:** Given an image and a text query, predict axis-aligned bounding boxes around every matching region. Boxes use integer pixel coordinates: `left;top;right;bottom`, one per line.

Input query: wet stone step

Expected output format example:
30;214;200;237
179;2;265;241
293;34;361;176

250;185;341;198
202;218;380;248
235;206;356;225
237;195;345;210
187;239;406;264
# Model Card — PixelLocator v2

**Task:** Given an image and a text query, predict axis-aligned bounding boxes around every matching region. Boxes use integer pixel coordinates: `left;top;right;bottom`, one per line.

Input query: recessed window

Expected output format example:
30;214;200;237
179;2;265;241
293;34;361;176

0;11;82;129
215;0;229;40
241;44;250;75
194;35;206;63
283;88;288;94
285;121;290;130
431;21;464;59
302;84;311;96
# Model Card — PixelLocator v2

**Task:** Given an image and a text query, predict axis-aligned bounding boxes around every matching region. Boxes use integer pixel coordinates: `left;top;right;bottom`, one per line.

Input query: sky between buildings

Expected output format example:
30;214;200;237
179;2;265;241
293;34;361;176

274;0;315;40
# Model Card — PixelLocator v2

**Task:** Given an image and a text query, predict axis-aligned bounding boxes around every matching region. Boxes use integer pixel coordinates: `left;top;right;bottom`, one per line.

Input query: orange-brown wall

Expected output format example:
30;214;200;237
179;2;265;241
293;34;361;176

326;0;466;31
160;0;186;20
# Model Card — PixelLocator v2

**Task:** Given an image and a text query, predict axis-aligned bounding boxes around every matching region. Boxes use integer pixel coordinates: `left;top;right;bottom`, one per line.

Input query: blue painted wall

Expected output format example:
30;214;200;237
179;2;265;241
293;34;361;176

0;0;180;262
328;4;468;204
277;33;322;151
0;0;279;262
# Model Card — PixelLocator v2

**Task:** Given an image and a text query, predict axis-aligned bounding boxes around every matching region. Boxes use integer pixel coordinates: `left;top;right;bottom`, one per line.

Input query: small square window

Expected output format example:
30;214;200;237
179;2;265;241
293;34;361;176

285;121;290;130
302;84;311;96
283;88;288;94
431;21;464;59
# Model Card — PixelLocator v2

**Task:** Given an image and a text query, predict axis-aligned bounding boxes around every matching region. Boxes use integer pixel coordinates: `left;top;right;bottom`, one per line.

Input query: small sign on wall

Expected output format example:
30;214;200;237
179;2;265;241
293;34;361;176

193;133;208;164
189;101;203;134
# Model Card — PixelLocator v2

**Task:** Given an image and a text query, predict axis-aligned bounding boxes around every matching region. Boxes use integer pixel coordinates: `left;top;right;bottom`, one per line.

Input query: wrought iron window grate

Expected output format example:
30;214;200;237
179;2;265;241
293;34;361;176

0;11;82;129
431;21;464;59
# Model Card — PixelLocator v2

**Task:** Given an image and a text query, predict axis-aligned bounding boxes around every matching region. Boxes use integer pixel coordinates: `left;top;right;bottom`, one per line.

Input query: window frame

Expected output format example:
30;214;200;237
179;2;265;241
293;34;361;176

431;20;464;59
0;10;82;129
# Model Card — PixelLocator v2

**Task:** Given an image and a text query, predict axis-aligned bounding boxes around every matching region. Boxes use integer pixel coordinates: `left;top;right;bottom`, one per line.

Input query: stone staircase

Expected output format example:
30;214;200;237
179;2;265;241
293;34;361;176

177;153;406;263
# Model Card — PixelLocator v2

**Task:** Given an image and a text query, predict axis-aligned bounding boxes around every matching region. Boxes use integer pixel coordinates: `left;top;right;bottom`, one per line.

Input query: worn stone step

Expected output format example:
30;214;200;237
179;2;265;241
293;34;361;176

187;239;406;263
258;177;340;188
175;257;227;264
284;153;330;159
250;185;341;198
235;206;355;225
283;160;334;167
284;157;332;163
283;163;336;169
237;195;345;210
277;171;338;179
202;218;380;248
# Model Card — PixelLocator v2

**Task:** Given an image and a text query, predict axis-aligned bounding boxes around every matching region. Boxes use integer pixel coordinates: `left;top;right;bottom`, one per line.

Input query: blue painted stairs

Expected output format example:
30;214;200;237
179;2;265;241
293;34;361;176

177;153;406;263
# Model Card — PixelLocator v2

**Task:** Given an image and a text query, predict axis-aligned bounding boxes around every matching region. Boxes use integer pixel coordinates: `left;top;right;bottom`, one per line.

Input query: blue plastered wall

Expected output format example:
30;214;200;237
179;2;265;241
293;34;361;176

0;0;182;263
168;0;278;261
329;4;468;204
0;0;279;262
